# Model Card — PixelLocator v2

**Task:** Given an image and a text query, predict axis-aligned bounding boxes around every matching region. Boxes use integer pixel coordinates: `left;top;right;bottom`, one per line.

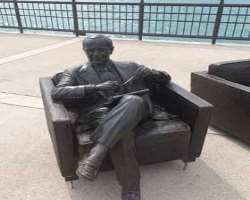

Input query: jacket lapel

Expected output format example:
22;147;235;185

78;63;101;84
112;61;129;83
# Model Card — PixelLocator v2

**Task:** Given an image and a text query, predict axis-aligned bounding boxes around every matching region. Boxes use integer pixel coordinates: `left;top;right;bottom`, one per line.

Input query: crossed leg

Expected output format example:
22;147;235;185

110;132;140;200
77;95;150;200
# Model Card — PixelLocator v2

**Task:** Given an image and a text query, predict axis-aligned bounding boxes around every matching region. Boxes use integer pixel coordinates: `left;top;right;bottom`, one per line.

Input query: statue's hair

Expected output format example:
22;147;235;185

83;34;113;49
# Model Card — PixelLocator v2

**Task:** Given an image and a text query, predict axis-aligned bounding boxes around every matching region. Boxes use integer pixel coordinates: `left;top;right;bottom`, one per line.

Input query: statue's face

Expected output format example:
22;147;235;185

83;39;113;65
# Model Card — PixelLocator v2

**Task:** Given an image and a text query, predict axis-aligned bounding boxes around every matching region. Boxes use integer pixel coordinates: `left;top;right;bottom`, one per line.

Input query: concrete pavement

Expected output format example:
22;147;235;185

0;33;249;200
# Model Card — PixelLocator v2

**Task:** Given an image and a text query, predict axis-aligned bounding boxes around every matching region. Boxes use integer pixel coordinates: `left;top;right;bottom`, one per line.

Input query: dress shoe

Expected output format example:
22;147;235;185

122;190;141;200
76;143;107;180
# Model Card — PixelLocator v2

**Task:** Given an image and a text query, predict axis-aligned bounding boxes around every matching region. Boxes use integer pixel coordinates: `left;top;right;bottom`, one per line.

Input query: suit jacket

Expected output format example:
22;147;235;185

51;61;156;126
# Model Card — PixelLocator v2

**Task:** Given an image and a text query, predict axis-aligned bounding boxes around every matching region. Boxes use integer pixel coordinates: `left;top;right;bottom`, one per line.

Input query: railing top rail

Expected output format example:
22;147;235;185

75;2;219;6
75;2;139;5
4;0;139;5
1;1;250;8
10;1;72;4
143;3;220;6
143;3;250;7
220;4;250;7
144;3;250;6
0;0;15;2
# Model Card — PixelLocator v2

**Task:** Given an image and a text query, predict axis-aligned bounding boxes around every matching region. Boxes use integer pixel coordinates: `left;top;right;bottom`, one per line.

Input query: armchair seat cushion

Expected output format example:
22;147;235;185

135;118;191;164
77;117;190;145
77;116;191;165
136;118;190;138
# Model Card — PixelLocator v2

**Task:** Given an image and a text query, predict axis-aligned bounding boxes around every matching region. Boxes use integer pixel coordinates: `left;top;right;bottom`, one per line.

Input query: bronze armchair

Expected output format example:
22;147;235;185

40;77;212;181
191;59;250;144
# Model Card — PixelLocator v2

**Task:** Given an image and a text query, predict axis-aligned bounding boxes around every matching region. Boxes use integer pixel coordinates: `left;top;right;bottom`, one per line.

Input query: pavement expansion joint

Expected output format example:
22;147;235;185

0;102;43;110
0;91;40;98
0;37;82;65
0;91;43;109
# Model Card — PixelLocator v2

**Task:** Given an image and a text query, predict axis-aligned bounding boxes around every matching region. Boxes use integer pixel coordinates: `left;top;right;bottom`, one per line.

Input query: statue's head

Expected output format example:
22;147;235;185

83;35;114;66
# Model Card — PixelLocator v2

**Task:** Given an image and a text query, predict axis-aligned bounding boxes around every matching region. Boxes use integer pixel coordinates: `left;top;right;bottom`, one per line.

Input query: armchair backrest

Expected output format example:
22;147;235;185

208;59;250;87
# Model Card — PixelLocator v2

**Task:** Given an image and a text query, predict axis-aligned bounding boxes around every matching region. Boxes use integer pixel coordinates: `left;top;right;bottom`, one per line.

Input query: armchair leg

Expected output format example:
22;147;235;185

69;181;75;189
183;162;188;171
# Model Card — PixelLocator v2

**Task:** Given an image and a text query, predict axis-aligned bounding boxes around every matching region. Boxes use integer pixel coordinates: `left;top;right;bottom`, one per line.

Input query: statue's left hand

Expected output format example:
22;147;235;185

135;67;171;82
133;67;152;80
144;69;171;91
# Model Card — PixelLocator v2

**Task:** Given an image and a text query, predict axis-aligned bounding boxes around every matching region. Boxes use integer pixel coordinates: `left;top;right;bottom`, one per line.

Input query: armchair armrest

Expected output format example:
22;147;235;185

209;59;250;68
192;71;250;94
39;77;76;178
156;82;213;161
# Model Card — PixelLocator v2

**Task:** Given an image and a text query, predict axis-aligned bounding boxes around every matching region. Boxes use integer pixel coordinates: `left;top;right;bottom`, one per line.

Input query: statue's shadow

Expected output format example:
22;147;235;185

67;159;245;200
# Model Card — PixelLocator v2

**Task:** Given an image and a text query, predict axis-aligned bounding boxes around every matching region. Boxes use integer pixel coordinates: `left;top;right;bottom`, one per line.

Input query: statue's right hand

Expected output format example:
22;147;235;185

96;81;121;91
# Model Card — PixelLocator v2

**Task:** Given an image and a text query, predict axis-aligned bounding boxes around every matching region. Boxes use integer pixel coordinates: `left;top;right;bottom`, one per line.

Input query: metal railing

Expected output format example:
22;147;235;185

0;0;249;44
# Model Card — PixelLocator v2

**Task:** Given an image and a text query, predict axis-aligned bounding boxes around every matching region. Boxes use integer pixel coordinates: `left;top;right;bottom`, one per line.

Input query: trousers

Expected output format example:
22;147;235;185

92;95;150;191
93;95;149;147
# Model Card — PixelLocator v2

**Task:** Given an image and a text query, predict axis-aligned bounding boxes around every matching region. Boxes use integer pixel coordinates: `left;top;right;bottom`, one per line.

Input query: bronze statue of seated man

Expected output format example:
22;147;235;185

51;35;171;200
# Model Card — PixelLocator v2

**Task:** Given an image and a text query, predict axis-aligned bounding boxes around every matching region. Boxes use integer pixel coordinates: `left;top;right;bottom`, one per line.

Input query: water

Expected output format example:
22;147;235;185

0;0;249;44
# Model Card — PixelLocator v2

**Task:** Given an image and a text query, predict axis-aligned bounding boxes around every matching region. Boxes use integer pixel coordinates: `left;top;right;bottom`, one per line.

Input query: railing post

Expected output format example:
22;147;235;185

138;0;144;40
13;0;23;33
212;0;224;44
72;0;79;36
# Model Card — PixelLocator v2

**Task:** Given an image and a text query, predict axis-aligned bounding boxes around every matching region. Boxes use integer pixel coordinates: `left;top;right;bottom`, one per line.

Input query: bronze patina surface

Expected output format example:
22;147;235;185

51;35;171;200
